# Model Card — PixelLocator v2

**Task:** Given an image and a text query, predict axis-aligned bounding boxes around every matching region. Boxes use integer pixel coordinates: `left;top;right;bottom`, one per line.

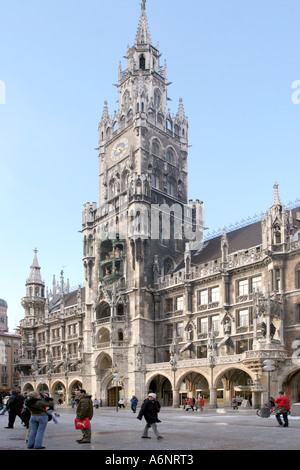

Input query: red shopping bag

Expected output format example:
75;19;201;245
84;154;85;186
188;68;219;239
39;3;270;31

75;418;91;429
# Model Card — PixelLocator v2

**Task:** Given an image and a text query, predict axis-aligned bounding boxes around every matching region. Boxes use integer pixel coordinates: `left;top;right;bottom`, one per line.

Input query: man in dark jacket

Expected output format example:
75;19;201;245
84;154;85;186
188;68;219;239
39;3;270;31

137;393;163;439
5;389;24;429
75;389;94;443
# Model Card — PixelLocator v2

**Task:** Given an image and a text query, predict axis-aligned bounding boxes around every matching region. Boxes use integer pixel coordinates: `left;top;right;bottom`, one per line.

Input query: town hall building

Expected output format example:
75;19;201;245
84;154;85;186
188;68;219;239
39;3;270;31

18;2;300;408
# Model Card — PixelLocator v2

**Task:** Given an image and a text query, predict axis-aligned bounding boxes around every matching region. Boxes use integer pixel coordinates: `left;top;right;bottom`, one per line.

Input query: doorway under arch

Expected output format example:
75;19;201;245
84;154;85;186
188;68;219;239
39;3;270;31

177;372;209;405
282;367;300;402
215;368;254;407
148;375;173;406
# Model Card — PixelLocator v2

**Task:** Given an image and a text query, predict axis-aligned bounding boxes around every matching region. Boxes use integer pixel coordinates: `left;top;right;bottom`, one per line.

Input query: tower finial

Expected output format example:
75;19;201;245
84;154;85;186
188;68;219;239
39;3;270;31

272;182;281;206
135;0;151;45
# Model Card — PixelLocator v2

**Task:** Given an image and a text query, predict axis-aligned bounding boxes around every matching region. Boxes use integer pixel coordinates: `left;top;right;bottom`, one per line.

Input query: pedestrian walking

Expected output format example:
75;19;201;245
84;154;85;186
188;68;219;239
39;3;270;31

131;395;138;413
137;393;163;440
231;397;238;410
0;395;9;415
118;398;125;408
185;397;194;411
195;396;204;411
25;391;54;449
75;389;93;444
5;389;25;429
40;392;59;424
275;391;290;427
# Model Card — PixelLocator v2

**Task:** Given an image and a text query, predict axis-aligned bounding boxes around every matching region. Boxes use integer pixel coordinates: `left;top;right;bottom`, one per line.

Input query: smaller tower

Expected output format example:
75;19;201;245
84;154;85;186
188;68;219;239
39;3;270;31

0;299;8;332
21;249;46;322
262;183;291;253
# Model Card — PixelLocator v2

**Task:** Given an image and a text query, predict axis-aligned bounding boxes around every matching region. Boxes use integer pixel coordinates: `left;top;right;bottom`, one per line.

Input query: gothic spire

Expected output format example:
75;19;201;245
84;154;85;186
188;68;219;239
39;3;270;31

272;182;281;206
101;101;109;123
27;248;43;284
176;98;186;122
135;0;151;45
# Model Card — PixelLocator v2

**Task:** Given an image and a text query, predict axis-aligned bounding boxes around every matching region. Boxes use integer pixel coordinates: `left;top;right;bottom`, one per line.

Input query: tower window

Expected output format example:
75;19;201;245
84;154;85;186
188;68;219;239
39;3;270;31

151;173;160;189
167;179;175;196
296;264;300;289
139;54;145;70
154;90;161;108
167;149;174;164
152;140;160;156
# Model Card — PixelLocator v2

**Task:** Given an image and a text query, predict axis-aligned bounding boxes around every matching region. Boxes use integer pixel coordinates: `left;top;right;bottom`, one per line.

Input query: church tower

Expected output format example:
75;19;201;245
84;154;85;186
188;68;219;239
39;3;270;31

21;249;46;323
82;1;203;401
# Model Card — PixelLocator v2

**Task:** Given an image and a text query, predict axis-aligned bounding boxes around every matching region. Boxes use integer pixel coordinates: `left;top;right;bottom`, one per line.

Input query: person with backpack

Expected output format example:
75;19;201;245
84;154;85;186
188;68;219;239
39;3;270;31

5;389;24;429
231;397;238;410
130;395;138;413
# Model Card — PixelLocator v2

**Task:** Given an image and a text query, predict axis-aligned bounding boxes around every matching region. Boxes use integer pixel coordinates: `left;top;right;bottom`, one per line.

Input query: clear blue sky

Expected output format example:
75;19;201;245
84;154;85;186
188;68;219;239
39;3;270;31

1;0;300;331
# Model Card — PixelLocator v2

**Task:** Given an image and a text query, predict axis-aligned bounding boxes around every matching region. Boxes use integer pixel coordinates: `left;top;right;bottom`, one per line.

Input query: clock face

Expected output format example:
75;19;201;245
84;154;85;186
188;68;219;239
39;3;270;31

110;138;129;161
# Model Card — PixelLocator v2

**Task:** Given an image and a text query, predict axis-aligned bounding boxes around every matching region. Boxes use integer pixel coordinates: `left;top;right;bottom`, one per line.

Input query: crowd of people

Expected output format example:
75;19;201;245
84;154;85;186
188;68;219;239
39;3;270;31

0;388;292;448
183;396;205;411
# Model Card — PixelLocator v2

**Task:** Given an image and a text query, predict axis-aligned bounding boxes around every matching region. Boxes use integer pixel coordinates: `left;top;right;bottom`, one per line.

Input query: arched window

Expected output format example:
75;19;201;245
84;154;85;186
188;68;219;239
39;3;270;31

166;149;174;164
123;90;130;111
167;179;175;196
152;140;160;156
96;302;111;320
139;54;145;70
274;224;281;244
296;264;300;289
166;119;172;131
121;170;130;192
118;330;124;342
154;90;161;108
117;304;124;315
97;328;110;345
163;258;173;276
151;173;160;189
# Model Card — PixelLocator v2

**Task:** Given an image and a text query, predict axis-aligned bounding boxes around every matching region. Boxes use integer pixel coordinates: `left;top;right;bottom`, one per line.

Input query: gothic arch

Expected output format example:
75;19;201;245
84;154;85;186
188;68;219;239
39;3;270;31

121;169;130;192
213;366;255;390
166;146;177;165
153;88;161;108
162;257;174;276
175;369;210;391
95;351;113;372
96;301;111;320
150;136;163;157
22;382;34;393
96;327;110;345
122;89;130;111
281;365;300;401
37;382;49;393
68;379;82;398
50;380;67;403
145;372;173;405
145;371;172;391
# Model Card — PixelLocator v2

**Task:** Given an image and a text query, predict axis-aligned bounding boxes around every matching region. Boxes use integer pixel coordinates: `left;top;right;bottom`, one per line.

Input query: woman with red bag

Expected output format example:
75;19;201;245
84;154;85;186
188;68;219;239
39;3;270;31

75;389;94;443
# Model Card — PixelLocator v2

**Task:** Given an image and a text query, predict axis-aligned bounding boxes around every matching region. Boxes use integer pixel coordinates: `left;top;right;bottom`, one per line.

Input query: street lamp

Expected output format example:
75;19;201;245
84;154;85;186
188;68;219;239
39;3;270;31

263;360;275;416
113;373;120;413
39;377;45;394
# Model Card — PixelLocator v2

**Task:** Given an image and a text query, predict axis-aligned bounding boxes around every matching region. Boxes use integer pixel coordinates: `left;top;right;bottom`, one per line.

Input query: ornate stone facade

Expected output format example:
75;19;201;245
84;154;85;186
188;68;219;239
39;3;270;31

18;3;300;408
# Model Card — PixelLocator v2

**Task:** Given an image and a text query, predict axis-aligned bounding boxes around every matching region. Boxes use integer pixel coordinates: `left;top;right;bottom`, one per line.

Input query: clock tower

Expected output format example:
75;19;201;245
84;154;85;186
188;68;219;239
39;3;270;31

81;1;203;400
